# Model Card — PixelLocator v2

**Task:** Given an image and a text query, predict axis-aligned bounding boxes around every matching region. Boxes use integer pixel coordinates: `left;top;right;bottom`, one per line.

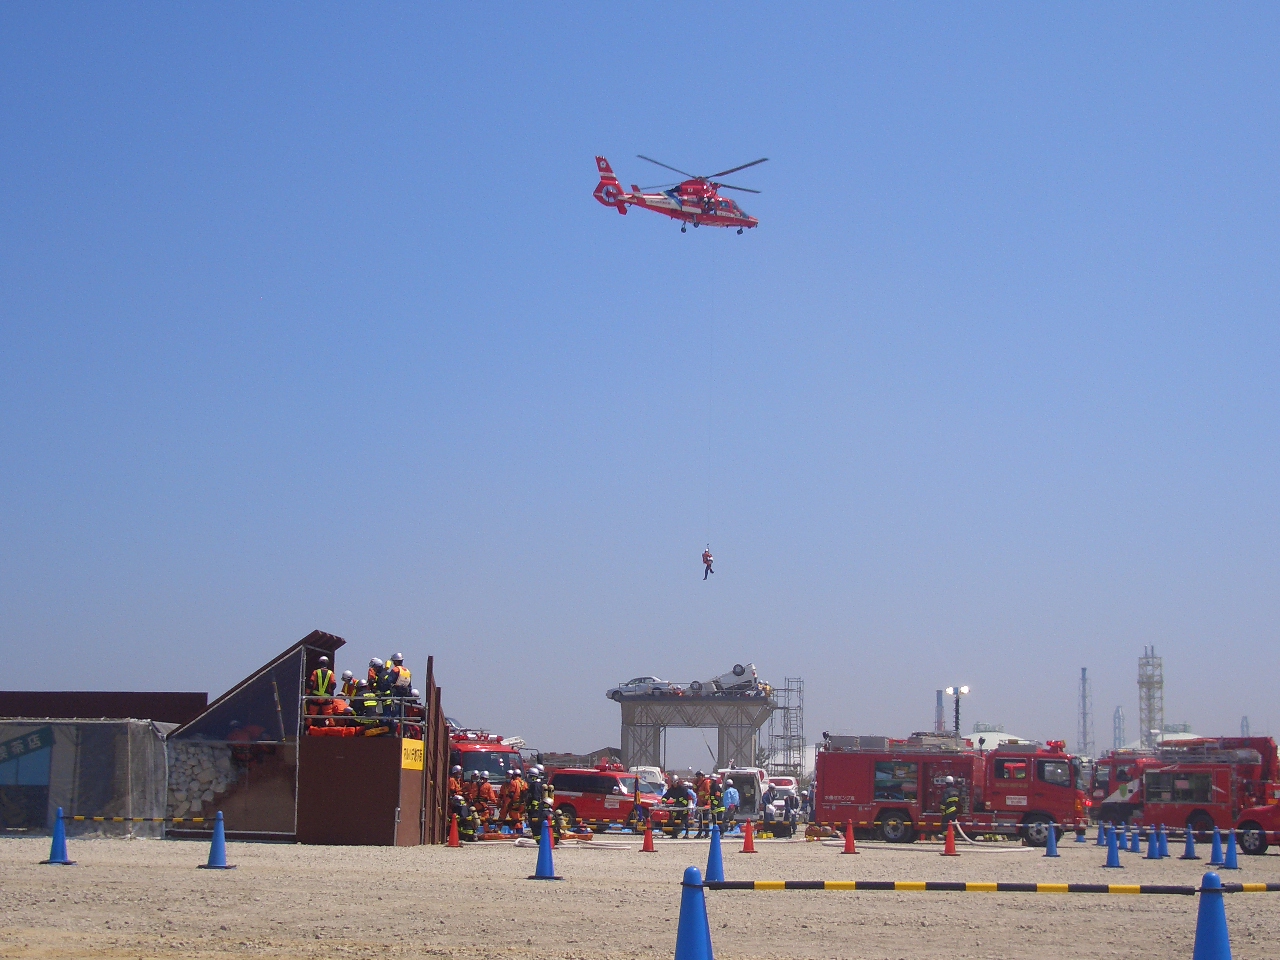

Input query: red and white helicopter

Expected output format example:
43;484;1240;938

593;155;766;233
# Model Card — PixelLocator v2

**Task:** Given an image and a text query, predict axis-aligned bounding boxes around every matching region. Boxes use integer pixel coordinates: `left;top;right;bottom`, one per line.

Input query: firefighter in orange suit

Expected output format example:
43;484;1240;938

501;770;527;830
305;656;335;724
477;772;499;827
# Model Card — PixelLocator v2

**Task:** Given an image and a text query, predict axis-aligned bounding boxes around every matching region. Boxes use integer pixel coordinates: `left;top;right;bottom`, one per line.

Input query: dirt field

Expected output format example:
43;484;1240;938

2;833;1278;960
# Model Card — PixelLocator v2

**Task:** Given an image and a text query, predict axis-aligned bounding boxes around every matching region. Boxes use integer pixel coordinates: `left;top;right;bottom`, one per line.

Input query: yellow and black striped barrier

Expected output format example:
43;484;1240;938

701;879;1280;895
63;816;209;824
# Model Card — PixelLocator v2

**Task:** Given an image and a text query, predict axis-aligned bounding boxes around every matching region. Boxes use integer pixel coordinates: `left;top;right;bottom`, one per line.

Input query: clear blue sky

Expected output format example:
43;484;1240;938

3;6;1278;764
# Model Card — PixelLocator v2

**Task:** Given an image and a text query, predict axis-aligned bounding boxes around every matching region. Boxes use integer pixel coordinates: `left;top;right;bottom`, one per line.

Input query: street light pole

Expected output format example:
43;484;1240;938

944;685;970;741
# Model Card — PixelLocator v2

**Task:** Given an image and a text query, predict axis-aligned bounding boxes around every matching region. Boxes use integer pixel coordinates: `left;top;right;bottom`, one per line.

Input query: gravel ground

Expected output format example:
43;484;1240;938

2;833;1278;960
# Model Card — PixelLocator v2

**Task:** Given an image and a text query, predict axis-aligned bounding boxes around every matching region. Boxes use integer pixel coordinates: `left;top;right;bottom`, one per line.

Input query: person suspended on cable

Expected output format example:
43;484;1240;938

702;547;714;580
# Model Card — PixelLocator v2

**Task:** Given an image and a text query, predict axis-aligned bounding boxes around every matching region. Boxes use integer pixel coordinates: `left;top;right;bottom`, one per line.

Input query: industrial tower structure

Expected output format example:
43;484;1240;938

934;690;945;734
1113;706;1126;750
1077;667;1095;757
1138;645;1164;749
1242;716;1251;737
765;678;805;778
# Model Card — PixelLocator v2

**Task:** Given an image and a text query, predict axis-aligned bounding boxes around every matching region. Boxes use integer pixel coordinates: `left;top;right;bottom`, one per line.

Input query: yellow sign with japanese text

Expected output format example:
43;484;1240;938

401;738;424;771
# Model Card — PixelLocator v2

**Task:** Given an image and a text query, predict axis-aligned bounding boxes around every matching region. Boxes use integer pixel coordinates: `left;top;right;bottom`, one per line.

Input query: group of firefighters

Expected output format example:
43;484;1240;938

448;764;561;843
303;654;426;735
446;765;772;842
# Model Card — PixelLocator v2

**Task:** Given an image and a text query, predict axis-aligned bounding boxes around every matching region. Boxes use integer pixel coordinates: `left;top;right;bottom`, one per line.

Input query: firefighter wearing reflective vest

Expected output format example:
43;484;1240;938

305;656;335;723
367;657;385;689
941;776;961;827
452;794;478;842
340;669;358;699
448;765;464;797
694;771;712;838
387;653;412;697
709;777;726;831
526;765;560;841
351;681;385;733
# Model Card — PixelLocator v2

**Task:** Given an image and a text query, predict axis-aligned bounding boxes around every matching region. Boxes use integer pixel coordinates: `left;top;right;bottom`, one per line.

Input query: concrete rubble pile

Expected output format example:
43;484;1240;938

166;742;237;817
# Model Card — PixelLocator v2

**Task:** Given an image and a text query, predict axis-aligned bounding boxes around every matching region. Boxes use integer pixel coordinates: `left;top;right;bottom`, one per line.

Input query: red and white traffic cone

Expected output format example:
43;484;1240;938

842;820;858;854
741;819;757;854
447;814;460;848
640;823;655;853
941;822;959;856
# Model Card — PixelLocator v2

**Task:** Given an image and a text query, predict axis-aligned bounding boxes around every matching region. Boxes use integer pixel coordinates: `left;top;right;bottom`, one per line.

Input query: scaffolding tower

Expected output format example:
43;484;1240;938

765;678;805;778
1077;667;1095;757
1113;706;1126;750
1138;645;1164;749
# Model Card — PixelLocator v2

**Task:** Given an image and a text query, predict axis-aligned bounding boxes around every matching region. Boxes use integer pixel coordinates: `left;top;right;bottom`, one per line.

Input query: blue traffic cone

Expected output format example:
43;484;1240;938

1159;826;1169;859
674;866;715;960
1192;872;1232;960
198;811;235;869
1096;823;1107;846
1223;830;1239;871
1130;827;1142;853
1044;822;1059;858
528;817;562;880
1146;829;1160;860
705;823;724;883
1104;824;1123;868
40;807;75;865
1181;828;1201;860
1210;827;1224;867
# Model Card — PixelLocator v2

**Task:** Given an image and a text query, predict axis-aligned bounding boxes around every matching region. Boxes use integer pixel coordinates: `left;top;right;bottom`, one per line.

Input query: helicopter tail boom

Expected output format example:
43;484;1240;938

592;156;629;214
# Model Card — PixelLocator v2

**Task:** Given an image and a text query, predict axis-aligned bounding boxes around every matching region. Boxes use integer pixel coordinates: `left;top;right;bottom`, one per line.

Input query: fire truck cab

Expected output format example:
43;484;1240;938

449;730;524;785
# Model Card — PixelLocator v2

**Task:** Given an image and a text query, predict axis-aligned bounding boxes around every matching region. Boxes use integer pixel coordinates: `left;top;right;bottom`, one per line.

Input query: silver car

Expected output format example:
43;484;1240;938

607;677;681;701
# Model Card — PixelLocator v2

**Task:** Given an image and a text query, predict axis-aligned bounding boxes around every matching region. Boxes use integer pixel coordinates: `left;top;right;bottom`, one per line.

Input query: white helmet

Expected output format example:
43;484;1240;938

945;776;955;785
392;652;404;664
370;657;384;669
341;670;353;680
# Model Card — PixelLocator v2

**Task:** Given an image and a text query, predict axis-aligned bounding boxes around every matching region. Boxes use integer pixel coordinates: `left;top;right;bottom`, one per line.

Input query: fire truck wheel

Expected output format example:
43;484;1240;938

1022;814;1054;847
1187;813;1215;844
878;811;913;843
1237;823;1268;855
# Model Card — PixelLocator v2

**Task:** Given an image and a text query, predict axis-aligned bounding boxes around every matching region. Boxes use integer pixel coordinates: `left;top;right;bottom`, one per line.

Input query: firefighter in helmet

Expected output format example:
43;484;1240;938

941;775;961;828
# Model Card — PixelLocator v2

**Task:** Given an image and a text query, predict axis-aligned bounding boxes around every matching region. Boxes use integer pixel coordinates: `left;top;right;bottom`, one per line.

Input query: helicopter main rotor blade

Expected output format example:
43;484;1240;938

708;157;768;178
637;155;698;179
715;183;761;194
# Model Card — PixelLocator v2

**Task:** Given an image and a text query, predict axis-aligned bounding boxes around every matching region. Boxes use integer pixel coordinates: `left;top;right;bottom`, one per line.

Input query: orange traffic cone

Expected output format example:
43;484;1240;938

842;820;858;854
448;814;460;848
640;823;656;853
941;822;959;856
741;819;757;853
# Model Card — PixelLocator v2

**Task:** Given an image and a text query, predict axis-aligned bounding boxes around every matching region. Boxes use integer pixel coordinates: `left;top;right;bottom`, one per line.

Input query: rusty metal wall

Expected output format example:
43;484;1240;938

0;692;208;725
421;656;449;844
297;736;403;845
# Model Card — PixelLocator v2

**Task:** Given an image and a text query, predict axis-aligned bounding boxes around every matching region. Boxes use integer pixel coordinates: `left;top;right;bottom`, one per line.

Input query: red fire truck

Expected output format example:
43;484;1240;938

1090;737;1279;839
815;734;1088;846
449;729;524;784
